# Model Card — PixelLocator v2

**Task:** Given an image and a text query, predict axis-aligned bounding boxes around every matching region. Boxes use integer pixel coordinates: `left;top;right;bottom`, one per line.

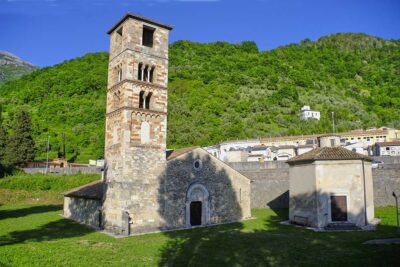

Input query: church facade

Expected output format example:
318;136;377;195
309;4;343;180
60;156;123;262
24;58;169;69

63;13;251;235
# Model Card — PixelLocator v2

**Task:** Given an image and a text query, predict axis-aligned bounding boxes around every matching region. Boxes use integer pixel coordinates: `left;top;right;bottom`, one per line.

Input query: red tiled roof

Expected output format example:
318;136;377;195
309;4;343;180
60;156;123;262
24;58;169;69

287;147;372;165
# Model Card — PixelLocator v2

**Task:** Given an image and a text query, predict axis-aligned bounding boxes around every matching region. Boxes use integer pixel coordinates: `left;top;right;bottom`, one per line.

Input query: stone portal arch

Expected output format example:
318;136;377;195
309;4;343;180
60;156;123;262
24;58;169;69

186;184;210;227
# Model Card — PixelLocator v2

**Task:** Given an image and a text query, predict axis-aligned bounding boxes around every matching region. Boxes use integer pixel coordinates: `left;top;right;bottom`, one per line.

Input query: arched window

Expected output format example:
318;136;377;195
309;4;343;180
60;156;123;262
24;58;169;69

139;91;145;108
149;66;155;83
118;68;122;82
143;65;149;82
145;92;152;109
140;121;150;144
138;63;143;81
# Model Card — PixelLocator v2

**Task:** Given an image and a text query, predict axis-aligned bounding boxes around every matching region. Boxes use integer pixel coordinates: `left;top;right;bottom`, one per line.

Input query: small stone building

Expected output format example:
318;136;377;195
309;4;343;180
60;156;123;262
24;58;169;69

287;135;375;229
63;13;251;235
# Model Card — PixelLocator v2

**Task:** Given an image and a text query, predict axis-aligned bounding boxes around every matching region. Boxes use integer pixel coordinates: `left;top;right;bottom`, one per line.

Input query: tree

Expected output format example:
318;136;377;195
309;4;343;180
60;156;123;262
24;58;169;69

0;106;9;176
3;110;35;167
0;105;6;161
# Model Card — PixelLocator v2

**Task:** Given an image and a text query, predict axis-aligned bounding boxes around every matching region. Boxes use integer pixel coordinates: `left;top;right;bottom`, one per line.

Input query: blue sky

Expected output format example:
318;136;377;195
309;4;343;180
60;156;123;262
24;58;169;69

0;0;399;67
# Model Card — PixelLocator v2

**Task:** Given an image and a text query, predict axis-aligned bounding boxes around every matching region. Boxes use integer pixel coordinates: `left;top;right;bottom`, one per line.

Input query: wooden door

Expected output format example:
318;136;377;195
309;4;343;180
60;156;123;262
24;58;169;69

330;195;347;221
190;201;202;226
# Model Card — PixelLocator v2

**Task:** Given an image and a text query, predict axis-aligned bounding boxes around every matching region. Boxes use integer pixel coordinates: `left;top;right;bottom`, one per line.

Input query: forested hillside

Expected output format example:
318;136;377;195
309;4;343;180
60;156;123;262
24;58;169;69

0;33;399;162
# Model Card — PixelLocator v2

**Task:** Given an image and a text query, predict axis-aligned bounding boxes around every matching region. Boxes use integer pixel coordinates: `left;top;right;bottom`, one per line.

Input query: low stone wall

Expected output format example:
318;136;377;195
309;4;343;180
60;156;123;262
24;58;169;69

373;156;400;164
244;169;289;209
228;161;289;170
23;167;102;175
64;196;102;228
230;162;400;208
373;168;400;207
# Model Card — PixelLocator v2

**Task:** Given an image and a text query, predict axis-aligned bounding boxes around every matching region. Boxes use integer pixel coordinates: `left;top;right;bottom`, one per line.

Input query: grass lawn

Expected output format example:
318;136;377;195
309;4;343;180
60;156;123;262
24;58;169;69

0;174;399;266
0;204;399;266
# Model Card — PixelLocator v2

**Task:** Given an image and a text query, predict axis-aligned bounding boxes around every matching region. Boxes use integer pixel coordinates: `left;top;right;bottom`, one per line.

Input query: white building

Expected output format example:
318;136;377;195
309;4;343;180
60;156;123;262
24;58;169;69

373;141;400;156
296;144;316;156
204;140;261;162
343;142;367;155
225;149;249;162
300;105;320;121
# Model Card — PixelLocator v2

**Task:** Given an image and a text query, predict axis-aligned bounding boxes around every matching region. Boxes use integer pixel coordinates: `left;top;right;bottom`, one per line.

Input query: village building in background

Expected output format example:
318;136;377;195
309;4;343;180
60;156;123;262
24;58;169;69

372;141;400;156
205;127;400;163
299;105;320;121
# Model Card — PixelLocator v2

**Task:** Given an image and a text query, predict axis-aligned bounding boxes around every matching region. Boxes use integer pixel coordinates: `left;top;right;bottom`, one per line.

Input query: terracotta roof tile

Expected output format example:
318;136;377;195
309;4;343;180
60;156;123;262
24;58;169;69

64;180;104;200
287;147;372;165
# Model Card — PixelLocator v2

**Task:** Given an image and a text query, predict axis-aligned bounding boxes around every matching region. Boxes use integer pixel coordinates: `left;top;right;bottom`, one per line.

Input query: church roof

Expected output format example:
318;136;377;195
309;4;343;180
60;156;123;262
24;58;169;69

166;147;199;160
64;180;104;200
107;12;174;34
287;146;372;165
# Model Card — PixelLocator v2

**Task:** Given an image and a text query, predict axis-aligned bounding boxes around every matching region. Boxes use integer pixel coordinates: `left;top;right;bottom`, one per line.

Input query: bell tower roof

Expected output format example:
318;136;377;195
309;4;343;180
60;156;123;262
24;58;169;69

107;12;174;34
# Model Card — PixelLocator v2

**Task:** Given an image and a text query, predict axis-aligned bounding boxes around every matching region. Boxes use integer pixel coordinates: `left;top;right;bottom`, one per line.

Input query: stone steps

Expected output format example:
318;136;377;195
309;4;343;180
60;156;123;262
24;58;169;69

324;222;360;231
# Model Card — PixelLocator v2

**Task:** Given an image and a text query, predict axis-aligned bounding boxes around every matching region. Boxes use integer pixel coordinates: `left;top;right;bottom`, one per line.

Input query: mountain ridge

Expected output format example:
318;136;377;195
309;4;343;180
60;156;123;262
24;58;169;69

0;51;38;84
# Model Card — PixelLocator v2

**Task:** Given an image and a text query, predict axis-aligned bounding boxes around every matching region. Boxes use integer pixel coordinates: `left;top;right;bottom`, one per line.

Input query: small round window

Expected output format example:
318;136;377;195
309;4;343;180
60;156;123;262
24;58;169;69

193;159;202;171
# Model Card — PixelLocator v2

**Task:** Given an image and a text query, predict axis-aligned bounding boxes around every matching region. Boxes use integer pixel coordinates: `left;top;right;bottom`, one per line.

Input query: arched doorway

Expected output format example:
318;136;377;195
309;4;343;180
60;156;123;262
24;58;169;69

186;184;209;227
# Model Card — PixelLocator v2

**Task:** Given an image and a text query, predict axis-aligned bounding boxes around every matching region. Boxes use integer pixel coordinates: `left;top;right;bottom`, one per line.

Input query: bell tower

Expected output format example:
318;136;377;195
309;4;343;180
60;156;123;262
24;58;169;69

103;13;173;235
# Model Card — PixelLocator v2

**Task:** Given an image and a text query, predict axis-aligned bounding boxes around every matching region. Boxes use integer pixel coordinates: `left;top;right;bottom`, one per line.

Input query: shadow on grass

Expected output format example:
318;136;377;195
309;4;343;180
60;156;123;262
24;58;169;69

0;205;62;220
158;209;400;267
0;218;94;246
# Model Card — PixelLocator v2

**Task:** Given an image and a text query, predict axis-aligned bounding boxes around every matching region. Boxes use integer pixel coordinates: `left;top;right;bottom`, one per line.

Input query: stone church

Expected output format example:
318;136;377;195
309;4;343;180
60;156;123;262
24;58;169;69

63;13;251;235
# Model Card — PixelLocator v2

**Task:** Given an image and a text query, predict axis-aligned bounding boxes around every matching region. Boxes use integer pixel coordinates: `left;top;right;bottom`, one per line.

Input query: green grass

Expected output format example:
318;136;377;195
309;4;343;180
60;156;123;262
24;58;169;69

0;204;399;266
0;175;399;266
0;173;100;192
0;173;100;206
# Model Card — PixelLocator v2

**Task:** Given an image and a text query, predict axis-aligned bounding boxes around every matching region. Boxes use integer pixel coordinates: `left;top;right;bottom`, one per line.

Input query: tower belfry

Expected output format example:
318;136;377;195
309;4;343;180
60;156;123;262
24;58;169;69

63;12;251;237
103;13;173;234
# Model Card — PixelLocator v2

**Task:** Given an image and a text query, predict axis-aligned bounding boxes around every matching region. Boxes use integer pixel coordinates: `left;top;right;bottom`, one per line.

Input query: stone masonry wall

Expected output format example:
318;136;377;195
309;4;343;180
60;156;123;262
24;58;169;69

64;197;102;228
230;162;400;208
103;15;170;235
161;149;251;230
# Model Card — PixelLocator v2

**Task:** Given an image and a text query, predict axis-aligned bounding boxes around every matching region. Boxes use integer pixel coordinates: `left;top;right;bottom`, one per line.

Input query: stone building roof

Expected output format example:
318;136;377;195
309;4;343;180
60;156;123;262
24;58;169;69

375;141;400;146
287;147;372;165
297;144;315;148
64;180;104;200
278;145;296;149
166;147;199;160
107;12;174;34
251;145;267;151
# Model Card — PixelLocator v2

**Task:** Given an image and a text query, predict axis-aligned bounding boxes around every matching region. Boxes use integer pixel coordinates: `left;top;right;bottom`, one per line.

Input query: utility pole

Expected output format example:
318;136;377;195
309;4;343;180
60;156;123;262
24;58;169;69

62;133;66;159
331;112;335;133
45;136;50;174
393;192;399;233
